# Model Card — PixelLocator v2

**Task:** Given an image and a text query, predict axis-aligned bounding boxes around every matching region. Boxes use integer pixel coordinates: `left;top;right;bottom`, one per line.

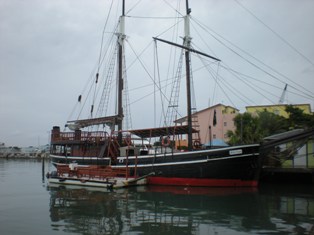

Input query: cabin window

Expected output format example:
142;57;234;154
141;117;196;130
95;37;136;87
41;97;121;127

140;150;148;155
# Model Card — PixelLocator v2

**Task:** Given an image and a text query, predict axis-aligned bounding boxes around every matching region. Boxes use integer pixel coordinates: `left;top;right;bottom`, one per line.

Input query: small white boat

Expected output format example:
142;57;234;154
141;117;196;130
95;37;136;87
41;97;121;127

46;163;152;189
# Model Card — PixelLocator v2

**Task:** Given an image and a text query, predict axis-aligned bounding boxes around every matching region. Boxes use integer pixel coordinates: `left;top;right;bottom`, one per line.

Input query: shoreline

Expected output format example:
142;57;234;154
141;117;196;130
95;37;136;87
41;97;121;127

0;152;49;159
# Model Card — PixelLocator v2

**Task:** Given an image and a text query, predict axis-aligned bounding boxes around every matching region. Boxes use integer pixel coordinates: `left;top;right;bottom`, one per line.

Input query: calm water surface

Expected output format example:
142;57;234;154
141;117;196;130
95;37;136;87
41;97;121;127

0;159;314;235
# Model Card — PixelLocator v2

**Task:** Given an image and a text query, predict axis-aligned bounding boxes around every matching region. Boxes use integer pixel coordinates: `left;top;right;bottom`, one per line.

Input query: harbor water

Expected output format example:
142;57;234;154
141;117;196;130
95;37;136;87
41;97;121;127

0;159;314;235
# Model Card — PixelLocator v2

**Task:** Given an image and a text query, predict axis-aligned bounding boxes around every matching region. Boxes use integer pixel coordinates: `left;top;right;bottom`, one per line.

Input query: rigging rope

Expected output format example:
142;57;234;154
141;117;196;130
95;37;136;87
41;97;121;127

91;0;115;120
191;17;314;100
234;0;314;68
154;40;167;127
97;0;115;73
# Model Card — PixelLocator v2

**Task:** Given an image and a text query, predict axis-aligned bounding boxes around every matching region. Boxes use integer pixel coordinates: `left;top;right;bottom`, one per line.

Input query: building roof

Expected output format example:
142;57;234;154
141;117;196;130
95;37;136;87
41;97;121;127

246;103;311;109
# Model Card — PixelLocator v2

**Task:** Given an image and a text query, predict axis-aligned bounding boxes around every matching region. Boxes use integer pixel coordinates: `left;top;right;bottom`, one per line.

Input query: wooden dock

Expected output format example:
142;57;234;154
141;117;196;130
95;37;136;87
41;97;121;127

260;167;314;184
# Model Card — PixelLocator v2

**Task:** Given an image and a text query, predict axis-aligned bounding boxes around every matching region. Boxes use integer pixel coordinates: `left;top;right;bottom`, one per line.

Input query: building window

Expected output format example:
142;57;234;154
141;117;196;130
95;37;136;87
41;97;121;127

274;109;279;115
213;134;216;139
224;122;227;127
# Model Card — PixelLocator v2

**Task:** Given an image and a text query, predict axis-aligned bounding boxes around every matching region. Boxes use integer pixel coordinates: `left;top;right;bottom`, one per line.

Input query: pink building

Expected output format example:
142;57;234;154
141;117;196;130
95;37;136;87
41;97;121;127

175;104;239;146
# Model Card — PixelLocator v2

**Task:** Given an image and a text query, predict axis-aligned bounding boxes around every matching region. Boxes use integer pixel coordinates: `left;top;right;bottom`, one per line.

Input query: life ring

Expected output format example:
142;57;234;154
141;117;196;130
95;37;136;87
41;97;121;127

161;136;171;147
193;140;201;148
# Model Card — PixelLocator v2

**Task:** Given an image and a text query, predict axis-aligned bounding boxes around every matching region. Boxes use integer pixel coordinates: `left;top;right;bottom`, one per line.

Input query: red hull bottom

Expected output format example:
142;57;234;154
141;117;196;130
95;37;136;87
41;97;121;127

148;177;258;187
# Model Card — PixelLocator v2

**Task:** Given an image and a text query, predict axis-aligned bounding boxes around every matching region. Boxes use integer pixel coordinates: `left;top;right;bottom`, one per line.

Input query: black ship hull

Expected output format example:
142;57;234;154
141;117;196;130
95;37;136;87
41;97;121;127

51;144;260;187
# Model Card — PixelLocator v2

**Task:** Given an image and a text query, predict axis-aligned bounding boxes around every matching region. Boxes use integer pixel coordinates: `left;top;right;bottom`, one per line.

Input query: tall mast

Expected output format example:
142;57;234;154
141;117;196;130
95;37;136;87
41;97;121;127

153;1;220;150
117;0;125;144
184;0;193;151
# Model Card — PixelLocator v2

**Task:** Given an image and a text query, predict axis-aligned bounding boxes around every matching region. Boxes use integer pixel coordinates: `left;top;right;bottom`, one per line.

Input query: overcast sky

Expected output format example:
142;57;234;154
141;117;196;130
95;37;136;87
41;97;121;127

1;0;313;147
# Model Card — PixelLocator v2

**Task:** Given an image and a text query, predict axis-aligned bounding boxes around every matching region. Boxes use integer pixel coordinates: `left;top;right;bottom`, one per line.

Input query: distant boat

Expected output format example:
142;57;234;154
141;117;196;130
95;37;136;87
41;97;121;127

50;0;261;187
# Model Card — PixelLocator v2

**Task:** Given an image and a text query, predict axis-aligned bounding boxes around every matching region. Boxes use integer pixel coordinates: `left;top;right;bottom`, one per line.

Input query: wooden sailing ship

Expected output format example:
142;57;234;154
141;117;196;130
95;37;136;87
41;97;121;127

49;0;261;187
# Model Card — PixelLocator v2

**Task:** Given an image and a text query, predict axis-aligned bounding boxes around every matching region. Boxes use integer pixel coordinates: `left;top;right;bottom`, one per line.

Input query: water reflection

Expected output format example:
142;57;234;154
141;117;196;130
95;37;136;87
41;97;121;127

259;184;314;235
47;185;314;235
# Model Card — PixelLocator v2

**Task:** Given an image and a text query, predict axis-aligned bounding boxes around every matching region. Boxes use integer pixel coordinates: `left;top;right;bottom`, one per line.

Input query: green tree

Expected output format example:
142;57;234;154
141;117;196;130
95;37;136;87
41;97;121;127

258;110;288;136
227;106;314;146
227;110;289;145
227;112;260;145
285;105;314;129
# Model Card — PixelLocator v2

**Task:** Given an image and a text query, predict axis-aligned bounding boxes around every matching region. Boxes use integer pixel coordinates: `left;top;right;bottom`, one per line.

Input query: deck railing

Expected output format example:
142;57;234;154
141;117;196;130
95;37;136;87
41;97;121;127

57;165;129;179
51;131;110;142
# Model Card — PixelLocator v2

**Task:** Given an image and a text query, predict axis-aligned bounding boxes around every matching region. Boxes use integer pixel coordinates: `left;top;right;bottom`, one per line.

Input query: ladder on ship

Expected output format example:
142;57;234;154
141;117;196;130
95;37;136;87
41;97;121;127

191;108;201;148
164;51;184;127
163;49;202;149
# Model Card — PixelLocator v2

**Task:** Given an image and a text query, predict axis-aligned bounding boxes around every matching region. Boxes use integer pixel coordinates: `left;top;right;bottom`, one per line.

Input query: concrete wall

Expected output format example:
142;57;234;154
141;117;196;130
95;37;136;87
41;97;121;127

197;105;238;144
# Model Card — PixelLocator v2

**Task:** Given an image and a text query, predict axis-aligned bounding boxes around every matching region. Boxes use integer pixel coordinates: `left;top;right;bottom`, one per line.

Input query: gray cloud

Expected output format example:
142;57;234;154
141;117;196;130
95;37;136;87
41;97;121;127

0;0;313;146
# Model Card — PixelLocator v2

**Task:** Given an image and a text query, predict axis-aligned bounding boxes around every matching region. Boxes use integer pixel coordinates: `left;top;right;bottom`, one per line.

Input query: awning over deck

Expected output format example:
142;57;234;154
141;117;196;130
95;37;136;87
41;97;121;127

127;125;198;139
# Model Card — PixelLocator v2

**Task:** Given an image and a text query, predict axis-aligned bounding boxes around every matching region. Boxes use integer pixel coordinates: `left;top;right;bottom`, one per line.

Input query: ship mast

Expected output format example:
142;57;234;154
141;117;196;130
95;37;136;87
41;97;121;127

184;0;193;150
153;1;220;151
117;0;125;145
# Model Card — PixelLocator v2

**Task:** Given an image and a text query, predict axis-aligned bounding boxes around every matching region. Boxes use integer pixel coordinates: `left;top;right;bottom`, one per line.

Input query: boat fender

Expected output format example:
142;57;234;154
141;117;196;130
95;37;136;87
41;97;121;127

161;136;170;147
124;135;131;146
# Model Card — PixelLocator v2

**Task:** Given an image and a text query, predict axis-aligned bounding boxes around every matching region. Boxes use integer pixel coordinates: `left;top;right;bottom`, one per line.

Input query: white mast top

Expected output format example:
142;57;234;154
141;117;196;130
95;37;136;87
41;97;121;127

184;14;191;47
184;1;192;47
118;15;126;45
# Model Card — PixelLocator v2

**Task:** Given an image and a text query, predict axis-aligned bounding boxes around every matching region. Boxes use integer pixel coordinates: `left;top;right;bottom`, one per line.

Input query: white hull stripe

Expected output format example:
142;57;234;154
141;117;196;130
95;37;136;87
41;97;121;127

50;150;259;162
112;153;259;168
50;155;103;160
